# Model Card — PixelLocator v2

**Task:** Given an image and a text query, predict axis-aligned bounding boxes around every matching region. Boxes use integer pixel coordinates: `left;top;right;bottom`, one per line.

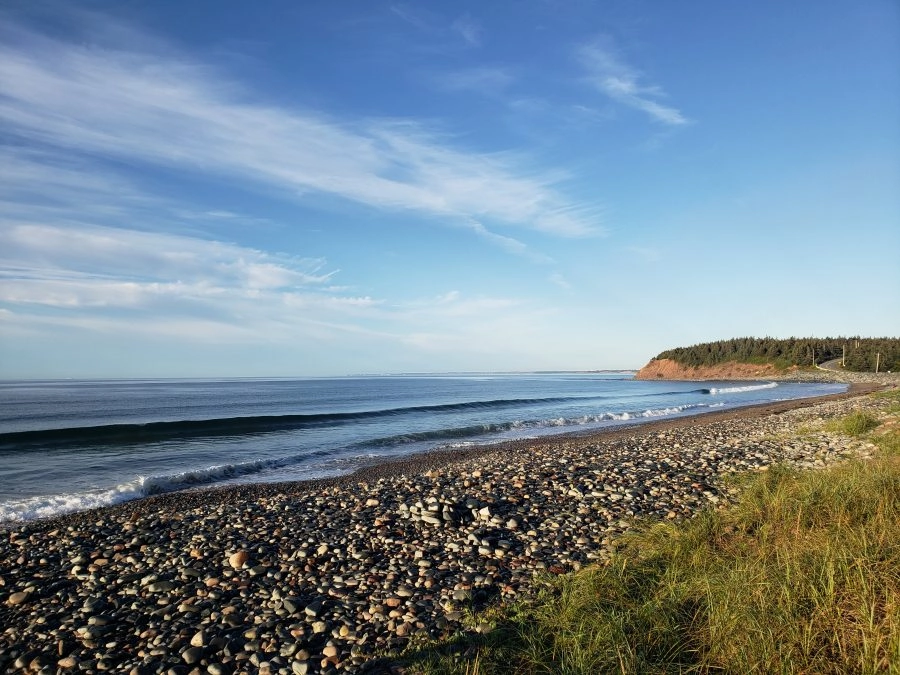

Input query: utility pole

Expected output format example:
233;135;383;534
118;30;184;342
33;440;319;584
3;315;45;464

842;345;846;368
876;352;880;374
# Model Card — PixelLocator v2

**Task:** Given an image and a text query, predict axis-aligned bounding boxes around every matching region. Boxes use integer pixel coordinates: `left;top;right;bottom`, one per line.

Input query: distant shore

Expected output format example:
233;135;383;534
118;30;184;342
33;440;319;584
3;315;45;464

1;381;894;673
634;357;900;384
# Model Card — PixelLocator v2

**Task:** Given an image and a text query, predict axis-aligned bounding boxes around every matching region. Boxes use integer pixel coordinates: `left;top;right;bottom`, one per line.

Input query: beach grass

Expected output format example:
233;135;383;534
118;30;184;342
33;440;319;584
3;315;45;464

825;410;881;436
406;403;900;674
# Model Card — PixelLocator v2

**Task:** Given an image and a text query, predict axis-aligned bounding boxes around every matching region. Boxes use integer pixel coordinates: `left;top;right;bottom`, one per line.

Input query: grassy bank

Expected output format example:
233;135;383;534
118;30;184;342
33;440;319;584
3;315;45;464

406;393;900;674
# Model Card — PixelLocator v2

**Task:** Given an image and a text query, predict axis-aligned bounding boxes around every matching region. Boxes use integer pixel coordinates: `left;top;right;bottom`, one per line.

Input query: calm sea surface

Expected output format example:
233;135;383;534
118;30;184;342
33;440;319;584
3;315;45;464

0;373;846;523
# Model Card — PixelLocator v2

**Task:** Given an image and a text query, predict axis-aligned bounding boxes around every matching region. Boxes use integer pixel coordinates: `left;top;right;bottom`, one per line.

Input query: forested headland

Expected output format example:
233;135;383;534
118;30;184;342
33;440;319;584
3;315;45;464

655;337;899;373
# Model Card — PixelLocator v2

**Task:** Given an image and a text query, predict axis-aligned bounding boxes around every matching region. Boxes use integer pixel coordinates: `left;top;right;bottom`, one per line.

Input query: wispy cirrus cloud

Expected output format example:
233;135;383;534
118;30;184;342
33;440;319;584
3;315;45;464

549;273;571;289
465;219;555;264
0;223;336;304
389;3;432;32
389;5;483;48
0;217;397;349
435;66;514;95
578;38;688;126
451;13;482;47
0;218;557;364
0;12;606;373
625;245;662;262
0;147;154;221
0;20;599;239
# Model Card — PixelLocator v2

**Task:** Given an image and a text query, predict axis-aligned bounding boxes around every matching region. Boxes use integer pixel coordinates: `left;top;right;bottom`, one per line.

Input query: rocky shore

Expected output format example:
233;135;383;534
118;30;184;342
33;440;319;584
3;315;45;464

1;385;895;675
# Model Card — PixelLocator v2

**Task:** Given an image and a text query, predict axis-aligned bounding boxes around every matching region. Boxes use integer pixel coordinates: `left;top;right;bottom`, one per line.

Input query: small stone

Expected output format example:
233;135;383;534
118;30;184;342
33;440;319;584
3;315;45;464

58;657;78;669
7;591;30;605
281;597;302;615
191;631;208;648
183;646;204;665
292;662;309;675
147;581;176;593
228;551;249;569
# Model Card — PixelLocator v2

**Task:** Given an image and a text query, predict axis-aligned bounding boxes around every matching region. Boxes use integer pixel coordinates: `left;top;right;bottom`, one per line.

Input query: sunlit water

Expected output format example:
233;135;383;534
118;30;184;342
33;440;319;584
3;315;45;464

0;373;846;523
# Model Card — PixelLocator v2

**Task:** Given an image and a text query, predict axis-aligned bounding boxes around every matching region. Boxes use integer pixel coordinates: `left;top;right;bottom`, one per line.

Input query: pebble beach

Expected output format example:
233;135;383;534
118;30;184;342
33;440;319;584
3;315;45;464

1;383;895;675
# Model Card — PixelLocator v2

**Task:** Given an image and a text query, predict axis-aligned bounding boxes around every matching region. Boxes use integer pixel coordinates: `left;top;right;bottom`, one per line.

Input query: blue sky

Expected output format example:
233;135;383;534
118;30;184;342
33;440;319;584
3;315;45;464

1;0;898;378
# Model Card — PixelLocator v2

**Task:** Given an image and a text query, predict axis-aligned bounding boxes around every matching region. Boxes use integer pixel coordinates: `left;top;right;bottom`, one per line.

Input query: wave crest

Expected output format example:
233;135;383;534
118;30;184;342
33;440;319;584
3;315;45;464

707;382;778;395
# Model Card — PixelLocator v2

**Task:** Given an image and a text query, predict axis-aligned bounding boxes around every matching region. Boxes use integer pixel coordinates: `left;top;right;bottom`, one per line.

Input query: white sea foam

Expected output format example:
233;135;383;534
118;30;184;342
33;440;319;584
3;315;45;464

0;457;287;524
0;480;146;524
475;404;713;436
708;382;778;394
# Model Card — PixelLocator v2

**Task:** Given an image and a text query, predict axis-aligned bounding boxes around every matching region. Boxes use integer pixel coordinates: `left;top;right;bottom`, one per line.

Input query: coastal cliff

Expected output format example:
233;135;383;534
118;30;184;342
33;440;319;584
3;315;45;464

634;358;793;381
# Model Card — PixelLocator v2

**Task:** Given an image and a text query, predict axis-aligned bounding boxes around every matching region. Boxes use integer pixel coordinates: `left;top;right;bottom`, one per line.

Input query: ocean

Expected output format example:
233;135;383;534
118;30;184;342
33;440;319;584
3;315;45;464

0;373;846;524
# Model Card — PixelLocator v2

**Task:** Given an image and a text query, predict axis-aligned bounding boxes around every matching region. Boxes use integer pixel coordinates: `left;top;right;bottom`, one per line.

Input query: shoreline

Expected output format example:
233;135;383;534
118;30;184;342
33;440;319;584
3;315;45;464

5;381;875;533
0;382;894;674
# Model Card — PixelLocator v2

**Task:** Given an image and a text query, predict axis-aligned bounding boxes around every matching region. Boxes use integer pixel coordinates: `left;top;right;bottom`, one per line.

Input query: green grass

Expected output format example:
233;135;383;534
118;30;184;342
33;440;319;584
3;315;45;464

873;388;900;415
406;412;900;674
826;411;882;436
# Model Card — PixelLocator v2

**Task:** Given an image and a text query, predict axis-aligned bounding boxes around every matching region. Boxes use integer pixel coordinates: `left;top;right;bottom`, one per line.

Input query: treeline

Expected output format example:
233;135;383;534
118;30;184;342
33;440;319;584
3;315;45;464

656;337;900;372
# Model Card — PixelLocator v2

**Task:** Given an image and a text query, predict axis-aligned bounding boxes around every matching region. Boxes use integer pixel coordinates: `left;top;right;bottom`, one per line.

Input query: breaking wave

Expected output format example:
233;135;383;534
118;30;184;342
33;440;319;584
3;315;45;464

361;402;717;449
0;396;590;449
0;400;723;523
0;449;336;524
705;382;778;395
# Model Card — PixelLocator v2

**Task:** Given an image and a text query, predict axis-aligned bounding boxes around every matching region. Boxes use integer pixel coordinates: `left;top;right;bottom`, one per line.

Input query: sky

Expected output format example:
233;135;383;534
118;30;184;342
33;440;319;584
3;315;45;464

1;0;898;378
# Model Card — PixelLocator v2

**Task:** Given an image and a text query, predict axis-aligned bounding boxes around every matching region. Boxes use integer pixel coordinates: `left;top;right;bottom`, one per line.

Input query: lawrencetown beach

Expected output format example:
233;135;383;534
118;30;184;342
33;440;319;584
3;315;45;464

2;2;899;673
2;369;898;674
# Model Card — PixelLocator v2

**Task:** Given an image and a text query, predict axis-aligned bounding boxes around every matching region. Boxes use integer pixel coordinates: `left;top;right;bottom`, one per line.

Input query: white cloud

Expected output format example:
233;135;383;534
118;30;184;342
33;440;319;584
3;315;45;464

549;273;571;289
451;13;483;46
0;218;550;356
465;219;555;264
389;4;432;32
0;147;153;220
578;39;687;126
436;67;513;94
0;223;338;313
625;245;662;262
0;20;599;237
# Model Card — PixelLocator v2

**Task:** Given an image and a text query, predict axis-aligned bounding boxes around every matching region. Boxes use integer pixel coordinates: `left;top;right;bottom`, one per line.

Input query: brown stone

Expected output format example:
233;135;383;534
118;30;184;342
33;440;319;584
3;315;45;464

228;550;249;569
7;591;30;605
